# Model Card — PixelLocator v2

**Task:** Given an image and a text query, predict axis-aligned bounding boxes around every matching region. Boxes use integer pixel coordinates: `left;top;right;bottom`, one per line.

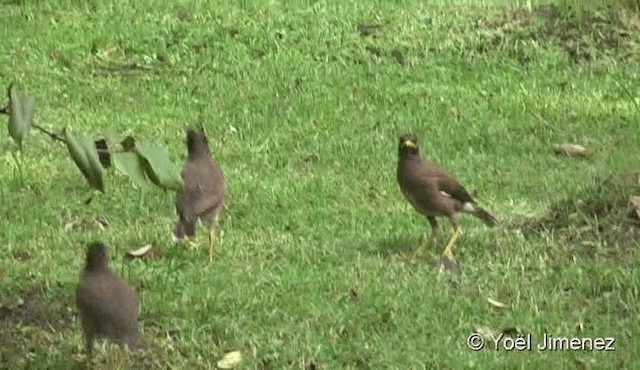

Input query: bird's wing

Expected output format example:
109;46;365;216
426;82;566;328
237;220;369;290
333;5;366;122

410;159;475;204
176;162;224;217
76;274;137;322
76;275;114;319
400;161;443;200
437;176;475;204
174;183;198;222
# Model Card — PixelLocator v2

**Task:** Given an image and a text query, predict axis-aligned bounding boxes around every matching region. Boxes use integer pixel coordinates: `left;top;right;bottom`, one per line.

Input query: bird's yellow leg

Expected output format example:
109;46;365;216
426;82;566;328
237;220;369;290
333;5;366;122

184;235;199;250
411;240;428;261
208;227;217;262
442;228;460;259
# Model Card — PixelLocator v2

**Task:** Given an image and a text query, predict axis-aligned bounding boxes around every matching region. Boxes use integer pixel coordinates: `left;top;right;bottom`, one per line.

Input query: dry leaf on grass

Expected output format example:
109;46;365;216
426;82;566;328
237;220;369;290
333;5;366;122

217;351;242;369
125;244;154;260
553;143;589;158
487;297;508;309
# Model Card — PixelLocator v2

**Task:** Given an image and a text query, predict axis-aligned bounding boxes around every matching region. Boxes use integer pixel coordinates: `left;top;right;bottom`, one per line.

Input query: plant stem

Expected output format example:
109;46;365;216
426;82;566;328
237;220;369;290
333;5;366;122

32;122;66;143
31;121;119;154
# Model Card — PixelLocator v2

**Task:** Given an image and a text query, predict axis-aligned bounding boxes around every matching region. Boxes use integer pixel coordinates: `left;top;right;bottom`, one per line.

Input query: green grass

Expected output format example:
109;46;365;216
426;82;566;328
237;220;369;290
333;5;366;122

1;0;639;369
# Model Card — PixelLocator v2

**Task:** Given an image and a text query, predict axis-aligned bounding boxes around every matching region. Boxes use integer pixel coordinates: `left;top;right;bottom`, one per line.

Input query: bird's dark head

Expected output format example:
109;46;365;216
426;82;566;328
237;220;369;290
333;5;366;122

85;241;109;271
398;133;419;156
186;126;210;158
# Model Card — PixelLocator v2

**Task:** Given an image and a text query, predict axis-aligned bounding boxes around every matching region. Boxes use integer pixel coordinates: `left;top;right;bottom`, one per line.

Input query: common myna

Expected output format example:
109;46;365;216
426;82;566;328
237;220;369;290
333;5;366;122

172;123;225;262
75;242;139;356
396;133;498;260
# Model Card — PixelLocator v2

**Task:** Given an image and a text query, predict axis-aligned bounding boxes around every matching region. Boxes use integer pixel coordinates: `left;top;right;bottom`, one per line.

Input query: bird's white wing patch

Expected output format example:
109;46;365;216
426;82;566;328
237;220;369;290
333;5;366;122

441;191;476;212
463;202;476;212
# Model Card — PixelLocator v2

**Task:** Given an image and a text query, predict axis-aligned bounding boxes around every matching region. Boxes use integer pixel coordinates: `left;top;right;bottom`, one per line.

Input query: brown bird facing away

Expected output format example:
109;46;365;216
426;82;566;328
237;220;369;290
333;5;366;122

76;242;139;357
172;123;225;262
396;133;498;261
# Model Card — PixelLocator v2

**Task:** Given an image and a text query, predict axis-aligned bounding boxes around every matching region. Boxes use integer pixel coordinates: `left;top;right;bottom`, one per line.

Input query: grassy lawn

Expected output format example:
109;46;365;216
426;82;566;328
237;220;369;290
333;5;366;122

1;0;639;368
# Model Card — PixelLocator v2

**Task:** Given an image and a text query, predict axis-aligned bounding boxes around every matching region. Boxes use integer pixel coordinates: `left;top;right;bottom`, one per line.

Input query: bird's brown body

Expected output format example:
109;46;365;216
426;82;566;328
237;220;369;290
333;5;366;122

75;242;139;356
397;133;498;260
173;125;225;261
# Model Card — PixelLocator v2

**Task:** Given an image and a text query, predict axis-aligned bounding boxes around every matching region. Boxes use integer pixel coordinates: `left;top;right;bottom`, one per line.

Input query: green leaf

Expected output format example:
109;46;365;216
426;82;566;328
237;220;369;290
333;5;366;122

135;143;183;191
64;128;105;192
113;152;149;189
7;83;35;148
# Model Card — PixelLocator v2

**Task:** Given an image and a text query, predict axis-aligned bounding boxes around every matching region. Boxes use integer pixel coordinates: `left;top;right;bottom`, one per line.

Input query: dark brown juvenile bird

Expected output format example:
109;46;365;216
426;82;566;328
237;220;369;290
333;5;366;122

172;123;225;262
76;242;139;357
396;133;498;260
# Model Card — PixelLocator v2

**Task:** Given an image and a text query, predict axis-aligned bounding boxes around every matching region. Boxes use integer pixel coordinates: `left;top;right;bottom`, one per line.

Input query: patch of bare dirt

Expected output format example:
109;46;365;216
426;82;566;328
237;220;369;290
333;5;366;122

520;171;640;259
476;4;640;63
0;288;73;331
0;287;75;366
352;4;639;67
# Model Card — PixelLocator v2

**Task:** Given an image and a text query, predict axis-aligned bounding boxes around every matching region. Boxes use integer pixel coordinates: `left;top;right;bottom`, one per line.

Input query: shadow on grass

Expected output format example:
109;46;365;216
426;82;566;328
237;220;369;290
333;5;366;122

0;287;75;365
374;234;418;258
518;171;640;262
470;3;640;64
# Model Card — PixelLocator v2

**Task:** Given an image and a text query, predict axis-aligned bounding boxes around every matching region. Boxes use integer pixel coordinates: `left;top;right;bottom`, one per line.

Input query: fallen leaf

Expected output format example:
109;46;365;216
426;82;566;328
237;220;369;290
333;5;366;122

125;244;154;260
553;143;589;158
487;297;508;309
217;351;242;369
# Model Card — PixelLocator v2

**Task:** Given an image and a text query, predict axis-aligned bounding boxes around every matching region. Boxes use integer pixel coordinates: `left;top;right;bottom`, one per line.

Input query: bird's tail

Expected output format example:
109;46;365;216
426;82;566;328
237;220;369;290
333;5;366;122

473;207;498;227
463;202;498;227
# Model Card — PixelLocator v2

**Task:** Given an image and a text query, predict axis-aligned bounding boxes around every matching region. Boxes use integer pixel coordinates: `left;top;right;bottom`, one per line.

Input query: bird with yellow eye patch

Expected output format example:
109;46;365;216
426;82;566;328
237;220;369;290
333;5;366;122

396;133;498;261
172;122;225;262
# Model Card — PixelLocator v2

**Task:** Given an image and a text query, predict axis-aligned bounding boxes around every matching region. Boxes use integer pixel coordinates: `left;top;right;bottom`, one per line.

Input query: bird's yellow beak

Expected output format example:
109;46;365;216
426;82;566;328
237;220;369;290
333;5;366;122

403;140;417;148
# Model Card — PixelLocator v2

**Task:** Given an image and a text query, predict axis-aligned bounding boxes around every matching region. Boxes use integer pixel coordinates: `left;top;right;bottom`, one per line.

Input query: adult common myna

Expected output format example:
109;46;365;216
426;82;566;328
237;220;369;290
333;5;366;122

396;133;498;260
172;123;225;262
75;242;139;356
